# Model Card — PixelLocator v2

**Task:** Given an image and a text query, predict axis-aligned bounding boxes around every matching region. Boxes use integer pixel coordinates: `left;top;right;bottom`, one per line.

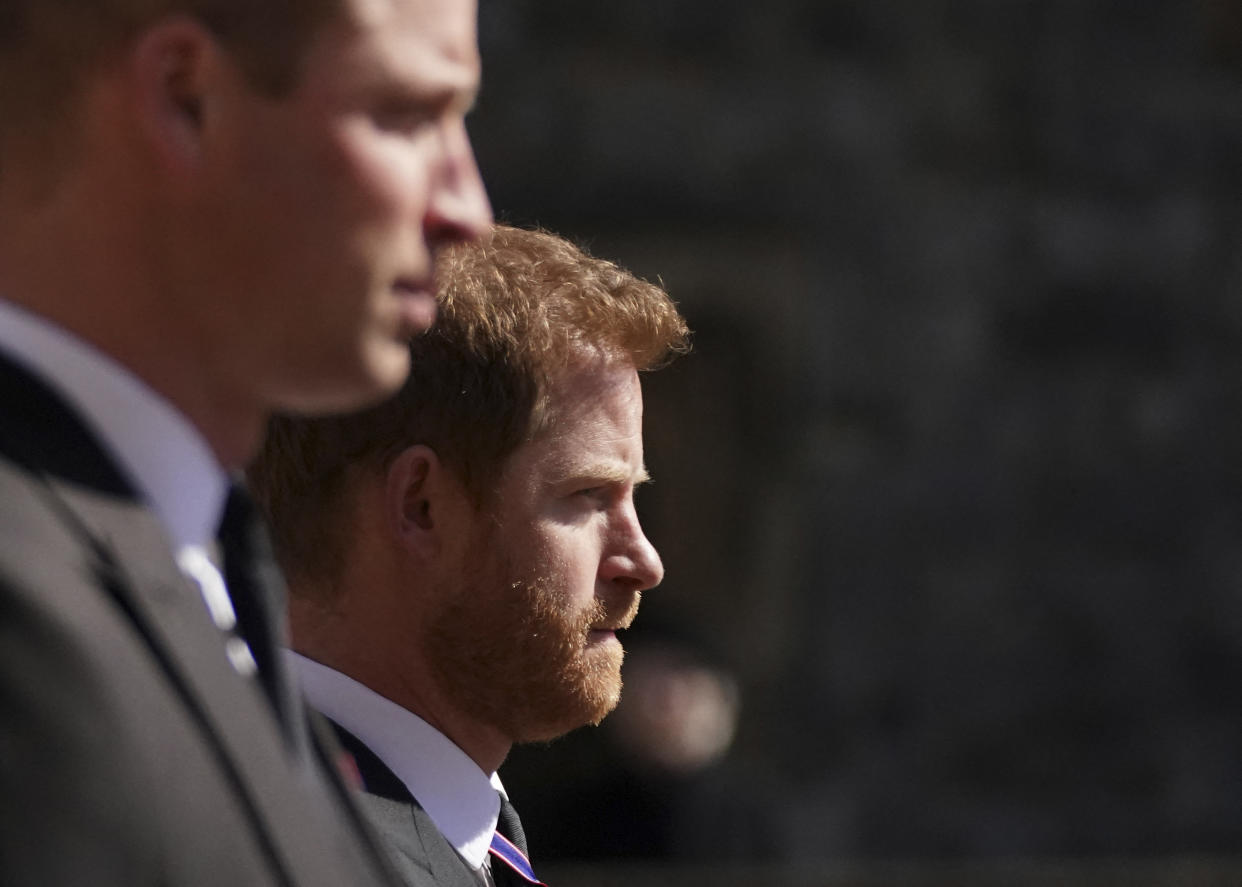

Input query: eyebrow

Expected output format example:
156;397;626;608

555;461;651;488
393;82;478;116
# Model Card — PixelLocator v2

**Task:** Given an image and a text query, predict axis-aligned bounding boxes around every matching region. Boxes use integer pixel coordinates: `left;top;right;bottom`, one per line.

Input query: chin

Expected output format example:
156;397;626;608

360;338;414;396
263;345;405;417
510;675;624;743
566;672;625;728
273;381;385;417
302;353;411;415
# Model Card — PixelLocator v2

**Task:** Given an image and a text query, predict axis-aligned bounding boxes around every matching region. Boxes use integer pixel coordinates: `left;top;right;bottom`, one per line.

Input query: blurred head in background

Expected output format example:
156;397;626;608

0;0;491;465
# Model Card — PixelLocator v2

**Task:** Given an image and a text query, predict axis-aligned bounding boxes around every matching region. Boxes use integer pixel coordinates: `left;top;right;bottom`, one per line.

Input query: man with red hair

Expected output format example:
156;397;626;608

251;225;689;886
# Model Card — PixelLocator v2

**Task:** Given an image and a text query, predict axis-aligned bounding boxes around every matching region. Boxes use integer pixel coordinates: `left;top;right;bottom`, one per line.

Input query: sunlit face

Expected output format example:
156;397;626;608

187;0;491;416
424;357;665;742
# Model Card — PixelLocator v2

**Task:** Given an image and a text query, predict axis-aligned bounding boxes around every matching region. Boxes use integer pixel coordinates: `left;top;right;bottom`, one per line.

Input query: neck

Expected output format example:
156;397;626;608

0;157;265;469
291;596;514;774
365;659;514;775
0;286;266;469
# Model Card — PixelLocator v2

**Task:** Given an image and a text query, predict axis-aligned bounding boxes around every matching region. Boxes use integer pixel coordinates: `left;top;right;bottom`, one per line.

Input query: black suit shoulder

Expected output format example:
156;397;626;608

0;455;169;883
0;359;399;887
0;427;277;883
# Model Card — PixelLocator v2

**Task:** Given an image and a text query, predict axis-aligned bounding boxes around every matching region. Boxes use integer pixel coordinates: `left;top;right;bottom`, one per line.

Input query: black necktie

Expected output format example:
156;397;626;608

216;481;302;748
496;794;529;856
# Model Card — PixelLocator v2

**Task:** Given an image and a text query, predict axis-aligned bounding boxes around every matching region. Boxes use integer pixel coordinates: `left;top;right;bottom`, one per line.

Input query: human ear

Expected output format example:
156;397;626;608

128;17;220;171
384;445;446;556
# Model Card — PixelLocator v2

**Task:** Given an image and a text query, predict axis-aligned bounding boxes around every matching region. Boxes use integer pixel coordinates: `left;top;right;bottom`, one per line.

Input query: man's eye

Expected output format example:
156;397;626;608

573;487;611;508
372;104;430;134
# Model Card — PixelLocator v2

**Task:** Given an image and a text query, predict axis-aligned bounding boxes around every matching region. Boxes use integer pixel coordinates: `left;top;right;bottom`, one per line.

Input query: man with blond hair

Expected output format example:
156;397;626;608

0;0;491;884
249;225;689;886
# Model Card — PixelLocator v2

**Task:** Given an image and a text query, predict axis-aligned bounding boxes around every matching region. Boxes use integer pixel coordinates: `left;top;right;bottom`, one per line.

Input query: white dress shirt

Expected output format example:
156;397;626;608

0;298;232;619
289;651;507;873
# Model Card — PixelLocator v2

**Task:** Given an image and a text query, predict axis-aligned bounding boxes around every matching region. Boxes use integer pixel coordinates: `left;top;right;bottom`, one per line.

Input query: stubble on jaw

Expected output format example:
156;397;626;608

424;548;641;745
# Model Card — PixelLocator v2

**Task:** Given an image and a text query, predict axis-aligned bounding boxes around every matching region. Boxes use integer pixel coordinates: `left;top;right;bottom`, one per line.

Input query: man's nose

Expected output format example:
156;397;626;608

602;516;665;593
426;122;492;244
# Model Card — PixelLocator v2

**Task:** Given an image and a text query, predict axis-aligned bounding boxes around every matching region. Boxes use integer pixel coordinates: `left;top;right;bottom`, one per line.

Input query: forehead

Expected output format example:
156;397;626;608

313;0;481;96
506;360;646;483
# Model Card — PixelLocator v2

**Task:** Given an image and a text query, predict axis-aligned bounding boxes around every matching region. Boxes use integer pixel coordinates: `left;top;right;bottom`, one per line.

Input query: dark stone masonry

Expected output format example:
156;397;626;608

471;0;1242;862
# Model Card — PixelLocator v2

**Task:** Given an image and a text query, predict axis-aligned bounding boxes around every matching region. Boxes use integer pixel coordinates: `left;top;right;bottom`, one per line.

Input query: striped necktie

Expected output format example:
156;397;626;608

488;794;544;885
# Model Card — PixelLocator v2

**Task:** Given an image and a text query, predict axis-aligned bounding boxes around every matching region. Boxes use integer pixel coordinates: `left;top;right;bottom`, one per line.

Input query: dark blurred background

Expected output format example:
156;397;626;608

469;0;1242;882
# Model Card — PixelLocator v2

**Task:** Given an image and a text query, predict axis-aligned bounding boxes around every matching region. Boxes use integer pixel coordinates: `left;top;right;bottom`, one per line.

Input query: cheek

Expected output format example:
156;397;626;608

334;123;435;221
548;534;604;609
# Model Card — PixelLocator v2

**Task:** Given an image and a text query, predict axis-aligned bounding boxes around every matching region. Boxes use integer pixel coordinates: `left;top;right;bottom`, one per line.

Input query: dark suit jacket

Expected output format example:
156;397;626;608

0;354;399;886
330;722;482;887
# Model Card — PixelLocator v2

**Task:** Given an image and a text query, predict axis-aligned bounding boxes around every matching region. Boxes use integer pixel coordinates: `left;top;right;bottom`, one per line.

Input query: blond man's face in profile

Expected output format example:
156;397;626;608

191;0;492;418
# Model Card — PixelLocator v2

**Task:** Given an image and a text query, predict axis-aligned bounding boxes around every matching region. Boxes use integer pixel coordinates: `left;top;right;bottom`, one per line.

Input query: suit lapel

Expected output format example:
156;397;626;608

329;721;482;887
0;359;302;876
0;354;388;885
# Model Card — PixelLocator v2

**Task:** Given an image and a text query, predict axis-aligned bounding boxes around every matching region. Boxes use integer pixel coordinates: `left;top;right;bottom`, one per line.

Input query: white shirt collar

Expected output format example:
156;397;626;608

289;651;505;871
0;299;227;549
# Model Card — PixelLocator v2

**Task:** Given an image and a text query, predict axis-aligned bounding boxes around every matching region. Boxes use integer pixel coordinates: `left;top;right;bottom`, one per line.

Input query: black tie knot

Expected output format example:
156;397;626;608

496;793;529;857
